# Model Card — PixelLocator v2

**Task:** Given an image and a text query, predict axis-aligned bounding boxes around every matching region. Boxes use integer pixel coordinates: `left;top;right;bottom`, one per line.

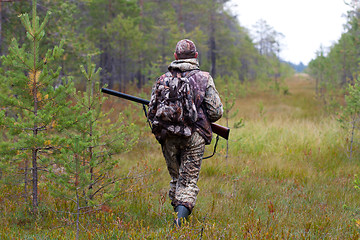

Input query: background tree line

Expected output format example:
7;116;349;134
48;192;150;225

308;1;360;100
307;0;360;159
0;0;294;91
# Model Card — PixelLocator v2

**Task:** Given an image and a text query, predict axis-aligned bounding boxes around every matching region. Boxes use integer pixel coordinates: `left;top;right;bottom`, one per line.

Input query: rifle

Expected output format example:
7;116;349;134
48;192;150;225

101;88;230;140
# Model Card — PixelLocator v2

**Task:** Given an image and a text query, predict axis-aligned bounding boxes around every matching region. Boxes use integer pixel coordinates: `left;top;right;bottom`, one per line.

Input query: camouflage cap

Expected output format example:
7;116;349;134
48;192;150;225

175;39;197;59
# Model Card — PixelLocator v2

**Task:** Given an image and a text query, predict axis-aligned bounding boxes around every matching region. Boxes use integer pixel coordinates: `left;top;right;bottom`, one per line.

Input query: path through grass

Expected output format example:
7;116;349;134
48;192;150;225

1;75;360;239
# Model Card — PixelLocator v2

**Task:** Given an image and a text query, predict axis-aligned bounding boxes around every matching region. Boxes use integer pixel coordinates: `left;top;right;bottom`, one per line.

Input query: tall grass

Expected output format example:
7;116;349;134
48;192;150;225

1;76;360;239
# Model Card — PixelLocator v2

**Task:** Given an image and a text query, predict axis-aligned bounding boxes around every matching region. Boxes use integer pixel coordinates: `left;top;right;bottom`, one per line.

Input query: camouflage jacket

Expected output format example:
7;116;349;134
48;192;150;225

149;58;223;145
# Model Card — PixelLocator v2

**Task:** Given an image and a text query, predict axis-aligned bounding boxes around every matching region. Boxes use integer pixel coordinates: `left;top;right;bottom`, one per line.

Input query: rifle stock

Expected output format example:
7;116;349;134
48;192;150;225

101;88;230;140
210;123;230;140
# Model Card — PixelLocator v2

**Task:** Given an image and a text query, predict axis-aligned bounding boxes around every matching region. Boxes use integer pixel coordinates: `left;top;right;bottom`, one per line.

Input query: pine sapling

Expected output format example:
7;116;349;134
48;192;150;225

339;76;360;159
220;75;240;160
0;0;72;214
48;57;138;238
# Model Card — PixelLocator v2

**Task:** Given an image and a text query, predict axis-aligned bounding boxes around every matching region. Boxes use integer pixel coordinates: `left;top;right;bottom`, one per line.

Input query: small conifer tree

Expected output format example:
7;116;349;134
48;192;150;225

0;0;73;213
339;77;360;159
48;57;137;238
219;75;243;159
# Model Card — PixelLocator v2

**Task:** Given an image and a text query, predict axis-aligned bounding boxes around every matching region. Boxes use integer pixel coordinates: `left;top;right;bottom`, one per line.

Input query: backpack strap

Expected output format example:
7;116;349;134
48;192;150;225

170;69;199;79
183;69;200;79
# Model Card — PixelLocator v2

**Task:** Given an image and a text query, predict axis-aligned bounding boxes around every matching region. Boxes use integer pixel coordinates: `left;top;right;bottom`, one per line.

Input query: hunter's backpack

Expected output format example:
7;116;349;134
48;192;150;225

148;70;199;143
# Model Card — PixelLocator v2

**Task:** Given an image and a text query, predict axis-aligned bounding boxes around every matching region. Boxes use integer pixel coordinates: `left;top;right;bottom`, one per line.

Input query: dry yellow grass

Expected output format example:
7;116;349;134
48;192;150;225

2;75;360;239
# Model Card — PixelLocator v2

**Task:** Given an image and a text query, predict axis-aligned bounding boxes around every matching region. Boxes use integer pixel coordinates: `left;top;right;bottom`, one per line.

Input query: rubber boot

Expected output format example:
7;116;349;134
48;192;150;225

174;205;191;227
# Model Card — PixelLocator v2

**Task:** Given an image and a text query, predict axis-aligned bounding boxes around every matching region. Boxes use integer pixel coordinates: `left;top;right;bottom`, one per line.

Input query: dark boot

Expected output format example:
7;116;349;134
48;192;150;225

174;205;191;227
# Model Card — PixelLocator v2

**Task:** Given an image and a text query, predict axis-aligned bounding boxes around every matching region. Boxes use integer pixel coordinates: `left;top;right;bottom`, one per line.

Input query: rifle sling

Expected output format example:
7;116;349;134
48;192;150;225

203;135;219;160
143;104;153;129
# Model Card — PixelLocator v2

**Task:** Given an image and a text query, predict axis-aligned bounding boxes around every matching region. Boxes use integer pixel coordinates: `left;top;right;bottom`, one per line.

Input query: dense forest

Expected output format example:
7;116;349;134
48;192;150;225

307;0;360;101
0;0;294;90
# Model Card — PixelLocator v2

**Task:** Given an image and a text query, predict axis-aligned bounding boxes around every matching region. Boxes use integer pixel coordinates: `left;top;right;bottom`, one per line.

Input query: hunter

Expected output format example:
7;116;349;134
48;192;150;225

148;39;223;227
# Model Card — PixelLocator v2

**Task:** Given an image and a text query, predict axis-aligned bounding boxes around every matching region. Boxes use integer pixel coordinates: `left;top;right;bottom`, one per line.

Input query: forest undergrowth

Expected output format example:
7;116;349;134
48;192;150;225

1;74;360;239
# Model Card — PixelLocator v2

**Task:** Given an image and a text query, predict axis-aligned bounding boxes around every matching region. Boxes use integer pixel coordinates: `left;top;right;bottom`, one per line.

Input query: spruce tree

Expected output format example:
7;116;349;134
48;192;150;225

0;0;72;213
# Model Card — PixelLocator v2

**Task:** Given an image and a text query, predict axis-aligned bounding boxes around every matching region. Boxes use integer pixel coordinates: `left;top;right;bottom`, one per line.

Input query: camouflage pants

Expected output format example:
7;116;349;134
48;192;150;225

161;131;205;212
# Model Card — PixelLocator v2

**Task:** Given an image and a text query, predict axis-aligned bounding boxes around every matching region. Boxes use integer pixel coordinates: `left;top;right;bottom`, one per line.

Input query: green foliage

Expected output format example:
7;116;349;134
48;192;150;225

217;74;245;159
339;76;360;159
0;0;71;213
257;101;266;119
218;75;240;128
342;77;360;119
0;0;282;89
308;4;360;107
47;57;138;237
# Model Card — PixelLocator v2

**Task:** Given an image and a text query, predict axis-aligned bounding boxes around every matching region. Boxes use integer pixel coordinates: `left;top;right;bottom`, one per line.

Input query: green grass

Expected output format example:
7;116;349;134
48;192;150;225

1;76;360;239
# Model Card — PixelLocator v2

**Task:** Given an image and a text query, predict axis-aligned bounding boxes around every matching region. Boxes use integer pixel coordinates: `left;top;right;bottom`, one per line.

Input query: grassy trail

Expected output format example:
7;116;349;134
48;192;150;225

118;74;360;238
192;74;360;239
2;74;360;239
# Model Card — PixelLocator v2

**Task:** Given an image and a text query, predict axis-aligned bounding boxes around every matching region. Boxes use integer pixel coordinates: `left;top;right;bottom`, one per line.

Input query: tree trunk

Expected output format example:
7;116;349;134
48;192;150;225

348;114;357;160
178;0;184;31
209;3;216;78
32;29;39;213
0;2;2;56
342;39;347;86
32;88;39;213
89;100;94;190
137;0;144;88
32;148;38;213
24;158;29;200
76;181;80;240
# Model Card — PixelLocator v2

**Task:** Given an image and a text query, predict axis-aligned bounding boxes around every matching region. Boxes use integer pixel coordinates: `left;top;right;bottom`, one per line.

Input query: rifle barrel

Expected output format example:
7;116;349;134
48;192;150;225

101;88;230;140
101;88;150;105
